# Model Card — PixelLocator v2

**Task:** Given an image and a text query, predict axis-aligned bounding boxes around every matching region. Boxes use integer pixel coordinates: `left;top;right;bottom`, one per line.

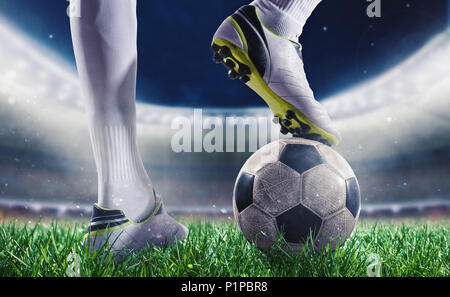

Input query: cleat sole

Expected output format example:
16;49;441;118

211;37;339;146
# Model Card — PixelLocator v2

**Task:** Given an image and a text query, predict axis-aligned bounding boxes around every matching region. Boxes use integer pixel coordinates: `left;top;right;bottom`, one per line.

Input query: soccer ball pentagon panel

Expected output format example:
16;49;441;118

232;138;361;253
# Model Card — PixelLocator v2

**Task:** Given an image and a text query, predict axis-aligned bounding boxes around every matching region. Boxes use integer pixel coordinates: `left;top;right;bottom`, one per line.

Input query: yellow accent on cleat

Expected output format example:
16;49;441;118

83;199;163;240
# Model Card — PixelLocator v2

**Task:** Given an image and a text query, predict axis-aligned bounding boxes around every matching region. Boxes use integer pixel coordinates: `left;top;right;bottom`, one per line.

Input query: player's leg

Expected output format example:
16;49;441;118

211;0;341;146
69;0;187;253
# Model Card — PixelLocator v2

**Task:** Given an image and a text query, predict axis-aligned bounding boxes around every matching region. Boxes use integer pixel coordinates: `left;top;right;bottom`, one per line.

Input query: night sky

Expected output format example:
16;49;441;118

0;0;447;107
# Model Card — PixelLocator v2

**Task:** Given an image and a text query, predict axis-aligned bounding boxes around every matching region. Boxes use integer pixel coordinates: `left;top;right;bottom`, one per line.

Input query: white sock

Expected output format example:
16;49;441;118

70;0;155;222
251;0;322;39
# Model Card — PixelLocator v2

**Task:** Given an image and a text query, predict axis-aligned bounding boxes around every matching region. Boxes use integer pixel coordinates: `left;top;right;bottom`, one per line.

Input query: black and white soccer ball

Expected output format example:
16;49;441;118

232;138;361;253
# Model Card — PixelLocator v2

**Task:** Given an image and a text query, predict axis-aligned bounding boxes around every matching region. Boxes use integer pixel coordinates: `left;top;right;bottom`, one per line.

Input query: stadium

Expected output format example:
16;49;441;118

0;0;448;277
0;16;449;219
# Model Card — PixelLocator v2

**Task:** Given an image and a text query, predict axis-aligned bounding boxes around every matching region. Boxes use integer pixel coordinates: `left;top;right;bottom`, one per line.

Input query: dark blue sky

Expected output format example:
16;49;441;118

0;0;447;107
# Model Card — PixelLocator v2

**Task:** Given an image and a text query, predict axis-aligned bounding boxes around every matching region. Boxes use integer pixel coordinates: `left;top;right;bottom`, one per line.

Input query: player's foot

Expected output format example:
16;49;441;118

211;5;341;146
84;192;188;259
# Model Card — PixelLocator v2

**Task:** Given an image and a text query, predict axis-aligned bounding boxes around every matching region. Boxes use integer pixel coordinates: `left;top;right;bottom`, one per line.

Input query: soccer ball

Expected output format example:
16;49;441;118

232;138;361;253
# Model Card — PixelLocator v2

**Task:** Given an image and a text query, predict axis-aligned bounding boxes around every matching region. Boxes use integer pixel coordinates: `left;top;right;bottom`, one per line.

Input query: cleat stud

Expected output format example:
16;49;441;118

228;69;239;80
306;134;322;142
286;110;295;119
240;75;250;83
282;119;292;127
280;126;289;135
224;59;236;69
302;124;311;133
219;47;231;58
213;52;222;64
289;128;296;134
272;117;280;124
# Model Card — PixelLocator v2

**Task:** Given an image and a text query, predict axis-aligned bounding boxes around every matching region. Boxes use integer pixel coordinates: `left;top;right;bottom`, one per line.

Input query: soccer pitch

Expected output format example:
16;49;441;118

0;219;448;277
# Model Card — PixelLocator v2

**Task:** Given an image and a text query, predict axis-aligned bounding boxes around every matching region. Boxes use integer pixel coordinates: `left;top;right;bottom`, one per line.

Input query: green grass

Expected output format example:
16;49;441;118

0;219;448;277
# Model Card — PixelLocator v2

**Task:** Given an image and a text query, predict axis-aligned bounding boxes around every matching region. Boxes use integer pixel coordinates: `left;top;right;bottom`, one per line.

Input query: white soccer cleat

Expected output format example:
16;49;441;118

211;5;341;146
84;193;188;258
